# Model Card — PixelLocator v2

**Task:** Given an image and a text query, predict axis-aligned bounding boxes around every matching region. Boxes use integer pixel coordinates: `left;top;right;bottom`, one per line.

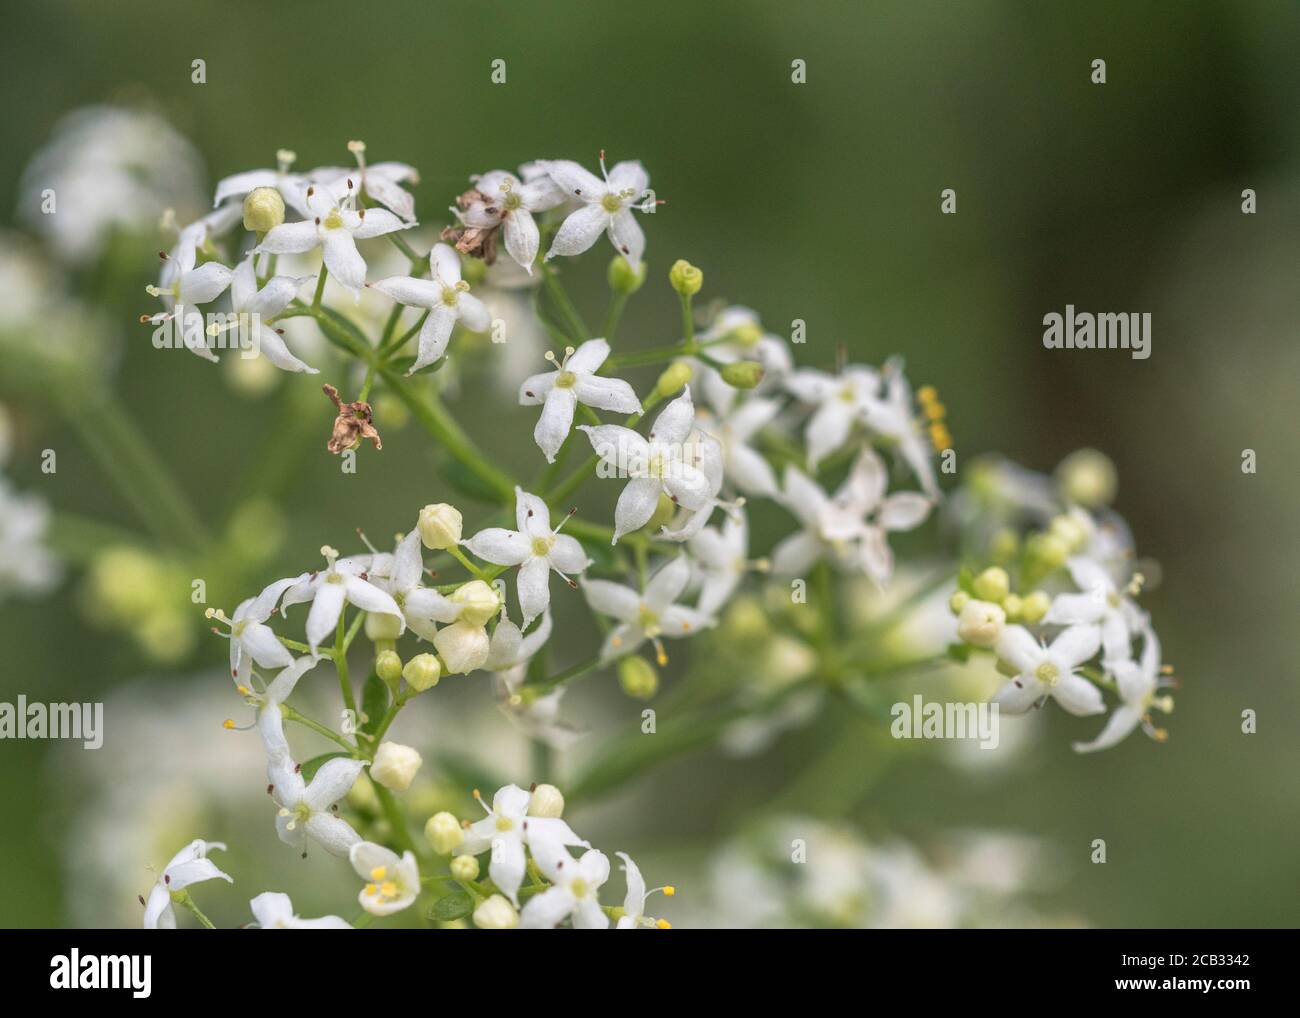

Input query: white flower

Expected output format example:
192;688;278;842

249;891;351;929
464;488;592;626
226;256;318;373
689;510;749;617
615;851;670;929
658;429;730;542
771;450;929;582
257;178;411;297
368;243;490;373
369;529;461;641
519;339;641;462
519;841;611;930
697;397;782;498
1043;555;1146;669
455;784;590;906
252;656;321;760
1074;625;1173;753
579;386;712;543
350;841;420;917
143;225;234;363
370;741;422;792
861;359;940;499
484;610;552;673
455;167;565;271
992;624;1106;717
222;575;303;687
142;839;232;929
785;365;879;470
584;555;714;664
279;545;404;653
695;305;793;414
213;148;314;213
486;613;584;748
267;754;366;857
340;140;420;223
542;154;652;266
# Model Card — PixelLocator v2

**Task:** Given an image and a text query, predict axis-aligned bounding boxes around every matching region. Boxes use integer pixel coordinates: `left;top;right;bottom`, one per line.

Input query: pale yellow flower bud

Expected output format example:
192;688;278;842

418;503;462;550
370;742;422;792
957;600;1006;648
425;811;464;855
433;619;491;674
473;894;518;929
242;186;285;233
528;783;565;818
402;652;442;692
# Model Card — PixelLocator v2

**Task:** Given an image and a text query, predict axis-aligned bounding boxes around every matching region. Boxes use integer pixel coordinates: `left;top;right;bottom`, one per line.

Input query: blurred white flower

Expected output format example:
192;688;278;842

249;890;351;929
584;555;714;664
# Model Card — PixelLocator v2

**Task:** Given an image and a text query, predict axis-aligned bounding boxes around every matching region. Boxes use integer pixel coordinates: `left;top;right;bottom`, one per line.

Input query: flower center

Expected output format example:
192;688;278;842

838;384;857;403
502;191;523;211
600;193;623;213
441;287;459;307
1034;662;1061;686
555;370;577;389
571;878;589;897
323;209;344;230
531;536;553;557
495;816;514;832
637;605;661;634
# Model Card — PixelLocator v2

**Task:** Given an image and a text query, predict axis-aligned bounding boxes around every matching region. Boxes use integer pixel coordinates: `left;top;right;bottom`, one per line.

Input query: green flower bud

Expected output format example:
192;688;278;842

728;321;764;348
608;255;647;294
425;811;464;855
402;652;441;692
949;590;971;615
242;186;285;233
1026;533;1069;574
366;611;404;642
376;648;404;685
418;503;462;550
1056;448;1117;508
450;854;479;881
618;656;659;700
972;567;1010;603
1001;593;1023;622
989;528;1019;564
448;580;499;627
1019;590;1051;625
719;360;764;390
654;360;693;398
669;259;703;297
1048;513;1088;555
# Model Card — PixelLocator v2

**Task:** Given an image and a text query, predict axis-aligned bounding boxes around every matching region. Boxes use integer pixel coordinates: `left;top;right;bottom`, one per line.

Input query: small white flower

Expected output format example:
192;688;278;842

861;359;940;499
697;397;782;498
584;555;714;664
464;488;592;626
614;851;670;929
0;475;61;602
249;891;351;929
455;784;590;906
279;545;404;653
992;624;1106;717
1043;555;1146;669
542;153;652;266
142;839;232;929
519;338;641;462
1074;625;1173;753
658;429;730;542
257;178;411;297
350;841;420;917
143;224;234;363
689;509;750;617
339;140;420;223
580;386;712;544
695;305;793;414
252;656;321;760
837;447;932;587
785;365;879;470
225;256;318;373
455;167;565;271
267;754;366;858
368;243;490;373
369;528;461;641
221;575;303;686
519;841;611;930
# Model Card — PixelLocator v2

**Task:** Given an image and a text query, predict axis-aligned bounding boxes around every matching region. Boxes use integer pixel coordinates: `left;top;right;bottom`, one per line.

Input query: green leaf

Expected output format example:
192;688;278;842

300;751;350;782
360;670;390;735
428;891;474;922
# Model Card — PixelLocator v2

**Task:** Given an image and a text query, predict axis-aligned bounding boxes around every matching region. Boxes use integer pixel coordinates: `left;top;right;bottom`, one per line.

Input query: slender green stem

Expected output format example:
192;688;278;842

374;783;419;856
311;265;329;310
388;232;428;268
173;891;216;929
539;261;589;343
448;544;491;582
679;293;695;345
336;613;357;715
523;653;604;696
279;702;357;752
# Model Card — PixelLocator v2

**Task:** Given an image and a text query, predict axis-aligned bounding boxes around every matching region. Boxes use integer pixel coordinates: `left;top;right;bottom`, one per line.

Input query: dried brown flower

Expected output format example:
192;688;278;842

323;383;381;454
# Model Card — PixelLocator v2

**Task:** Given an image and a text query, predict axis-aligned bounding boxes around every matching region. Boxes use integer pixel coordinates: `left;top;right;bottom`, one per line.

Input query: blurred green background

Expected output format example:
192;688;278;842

0;0;1297;927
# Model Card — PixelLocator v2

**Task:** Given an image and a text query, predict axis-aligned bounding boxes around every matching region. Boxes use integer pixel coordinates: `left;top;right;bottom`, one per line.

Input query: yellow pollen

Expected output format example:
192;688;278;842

222;719;236;729
656;919;672;929
236;685;251;695
370;866;387;881
656;648;668;666
1034;662;1060;686
379;881;398;897
495;817;514;832
364;883;377;895
663;886;676;896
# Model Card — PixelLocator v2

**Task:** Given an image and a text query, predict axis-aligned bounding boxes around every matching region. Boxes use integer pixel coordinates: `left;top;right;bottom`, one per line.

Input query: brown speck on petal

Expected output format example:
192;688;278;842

323;383;382;454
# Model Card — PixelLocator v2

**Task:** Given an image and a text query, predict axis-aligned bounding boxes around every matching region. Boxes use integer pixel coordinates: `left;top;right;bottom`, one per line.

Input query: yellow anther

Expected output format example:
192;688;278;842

379;881;398;897
656;648;668;666
656;919;672;929
236;685;251;696
370;866;387;881
222;719;236;729
663;885;676;896
364;882;377;895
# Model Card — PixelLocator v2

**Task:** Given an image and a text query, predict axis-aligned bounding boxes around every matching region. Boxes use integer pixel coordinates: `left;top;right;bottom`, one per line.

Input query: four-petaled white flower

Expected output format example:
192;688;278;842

249;891;351;929
689;509;750;617
543;154;652;266
1043;555;1146;670
223;574;301;687
1074;624;1172;753
142;839;232;929
992;624;1106;717
580;386;712;544
253;656;321;761
785;365;879;470
267;754;366;858
144;224;234;362
837;447;932;587
225;256;318;373
464;487;592;627
350;842;420;917
584;555;714;664
279;545;404;653
257;178;411;297
455;784;591;906
340;140;420;223
520;841;611;929
456;167;565;271
369;243;490;373
519;338;642;462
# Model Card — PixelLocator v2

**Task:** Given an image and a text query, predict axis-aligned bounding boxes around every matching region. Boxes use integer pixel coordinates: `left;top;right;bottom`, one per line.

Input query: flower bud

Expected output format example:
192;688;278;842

425;811;464;855
654;360;693;399
1025;533;1069;575
728;321;763;348
1019;590;1051;625
418;503;462;550
669;259;703;296
402;652;442;692
375;648;403;685
528;783;565;818
1001;593;1023;622
365;611;403;642
989;528;1019;563
720;360;764;390
1056;448;1117;508
450;854;479;881
957;599;1006;648
473;894;518;930
242;186;285;233
971;567;1010;604
449;580;500;627
618;656;659;699
949;589;970;614
370;741;423;792
1048;513;1088;554
433;620;491;674
608;255;646;294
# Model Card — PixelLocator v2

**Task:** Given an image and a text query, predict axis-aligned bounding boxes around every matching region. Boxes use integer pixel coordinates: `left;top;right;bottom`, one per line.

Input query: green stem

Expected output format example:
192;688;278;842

311;265;329;310
680;293;695;346
523;653;604;696
539;261;589;343
374;783;419;856
279;702;357;752
602;291;630;341
173;891;216;929
336;613;357;715
448;544;491;582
